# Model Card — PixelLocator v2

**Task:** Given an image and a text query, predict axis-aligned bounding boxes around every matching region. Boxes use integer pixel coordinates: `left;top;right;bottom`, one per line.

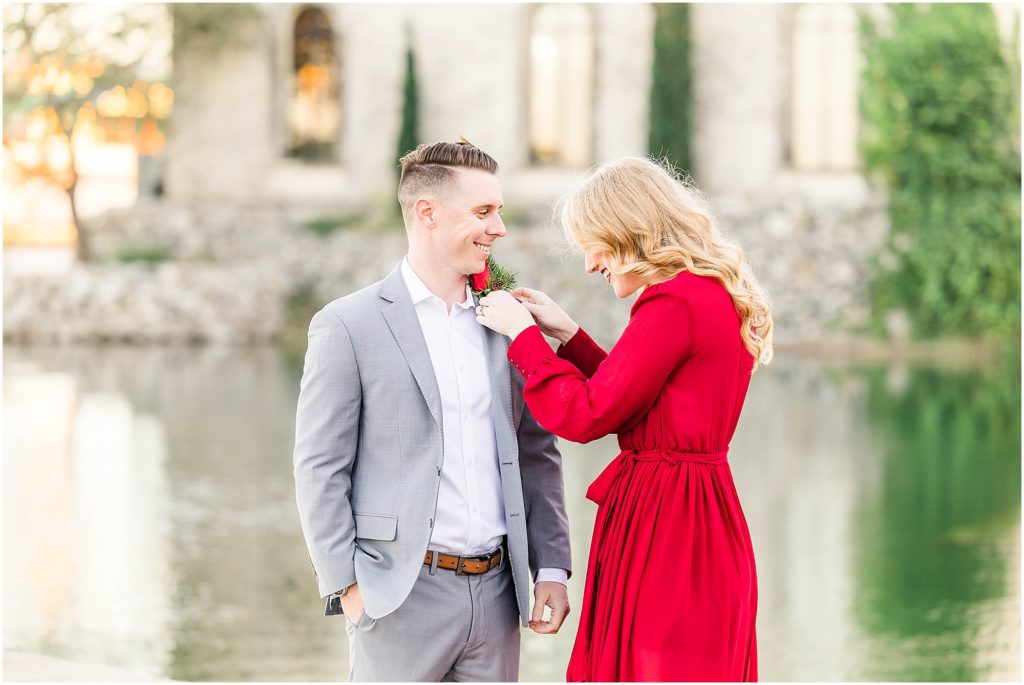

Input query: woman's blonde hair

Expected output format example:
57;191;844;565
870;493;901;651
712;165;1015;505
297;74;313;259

560;156;774;369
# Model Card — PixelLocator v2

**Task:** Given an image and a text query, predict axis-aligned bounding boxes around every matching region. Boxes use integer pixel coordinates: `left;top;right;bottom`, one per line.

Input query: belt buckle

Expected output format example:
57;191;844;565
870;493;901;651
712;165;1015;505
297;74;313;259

456;552;492;575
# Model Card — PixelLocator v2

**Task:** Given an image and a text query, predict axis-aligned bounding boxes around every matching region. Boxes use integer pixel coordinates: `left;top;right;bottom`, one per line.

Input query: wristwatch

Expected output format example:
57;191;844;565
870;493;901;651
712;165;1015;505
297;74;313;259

325;586;348;616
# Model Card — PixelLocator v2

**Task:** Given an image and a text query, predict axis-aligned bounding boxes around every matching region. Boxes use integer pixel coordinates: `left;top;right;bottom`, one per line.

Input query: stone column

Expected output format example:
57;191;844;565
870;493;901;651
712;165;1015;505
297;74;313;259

690;4;786;206
165;10;276;201
593;4;656;163
408;4;525;171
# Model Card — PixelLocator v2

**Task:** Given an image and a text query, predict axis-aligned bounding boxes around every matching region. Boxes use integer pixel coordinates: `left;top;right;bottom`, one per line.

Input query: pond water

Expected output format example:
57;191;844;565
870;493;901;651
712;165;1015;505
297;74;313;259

4;345;1019;681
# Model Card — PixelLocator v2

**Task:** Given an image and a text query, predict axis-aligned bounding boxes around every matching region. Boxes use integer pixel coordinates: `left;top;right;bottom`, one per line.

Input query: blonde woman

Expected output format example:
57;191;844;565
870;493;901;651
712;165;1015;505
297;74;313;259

476;157;772;681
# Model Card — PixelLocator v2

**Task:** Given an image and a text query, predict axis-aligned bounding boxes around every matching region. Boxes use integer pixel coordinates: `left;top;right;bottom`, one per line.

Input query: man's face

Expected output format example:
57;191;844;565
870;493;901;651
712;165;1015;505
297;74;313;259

432;168;506;278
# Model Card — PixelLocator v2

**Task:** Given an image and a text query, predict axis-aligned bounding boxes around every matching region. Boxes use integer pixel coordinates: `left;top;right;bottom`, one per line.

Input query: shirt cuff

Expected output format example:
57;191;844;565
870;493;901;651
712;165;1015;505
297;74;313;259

535;567;569;586
507;324;557;379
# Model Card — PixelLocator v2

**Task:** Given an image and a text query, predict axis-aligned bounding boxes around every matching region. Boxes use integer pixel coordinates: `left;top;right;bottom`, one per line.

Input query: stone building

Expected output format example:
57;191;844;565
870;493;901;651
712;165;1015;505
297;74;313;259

166;3;883;214
159;3;891;343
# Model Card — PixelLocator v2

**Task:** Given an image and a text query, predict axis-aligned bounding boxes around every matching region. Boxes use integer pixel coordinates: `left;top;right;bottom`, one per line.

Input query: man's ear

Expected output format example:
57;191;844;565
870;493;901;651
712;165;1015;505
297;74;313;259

414;198;436;227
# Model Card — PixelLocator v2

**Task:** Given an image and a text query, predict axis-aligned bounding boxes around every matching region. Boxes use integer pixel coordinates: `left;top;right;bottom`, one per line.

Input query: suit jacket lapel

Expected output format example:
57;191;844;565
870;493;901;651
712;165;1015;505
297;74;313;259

379;263;443;432
379;260;518;450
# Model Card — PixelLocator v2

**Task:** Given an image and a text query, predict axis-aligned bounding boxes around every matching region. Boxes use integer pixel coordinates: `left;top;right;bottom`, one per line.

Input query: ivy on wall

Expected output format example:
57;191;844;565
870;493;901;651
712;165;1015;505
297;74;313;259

648;4;693;175
171;4;260;53
860;4;1021;341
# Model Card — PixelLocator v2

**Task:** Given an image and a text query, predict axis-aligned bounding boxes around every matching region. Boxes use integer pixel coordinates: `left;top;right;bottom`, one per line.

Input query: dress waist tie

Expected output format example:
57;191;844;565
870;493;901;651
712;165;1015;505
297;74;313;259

585;448;729;506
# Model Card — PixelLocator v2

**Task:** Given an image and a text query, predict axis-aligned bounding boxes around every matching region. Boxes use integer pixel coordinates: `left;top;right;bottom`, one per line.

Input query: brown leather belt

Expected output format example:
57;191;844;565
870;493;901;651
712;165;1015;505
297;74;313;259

423;547;503;575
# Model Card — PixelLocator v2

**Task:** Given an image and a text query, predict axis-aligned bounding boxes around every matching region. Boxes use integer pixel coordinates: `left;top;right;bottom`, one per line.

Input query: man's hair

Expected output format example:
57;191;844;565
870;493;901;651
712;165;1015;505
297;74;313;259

397;137;498;216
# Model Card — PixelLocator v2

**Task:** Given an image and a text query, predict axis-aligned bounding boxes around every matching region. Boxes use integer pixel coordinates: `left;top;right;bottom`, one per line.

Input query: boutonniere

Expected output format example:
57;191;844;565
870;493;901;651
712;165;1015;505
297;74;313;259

469;255;518;303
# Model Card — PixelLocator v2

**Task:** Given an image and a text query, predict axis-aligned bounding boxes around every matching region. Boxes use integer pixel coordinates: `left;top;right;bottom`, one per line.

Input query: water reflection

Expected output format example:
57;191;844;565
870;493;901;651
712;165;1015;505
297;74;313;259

4;346;345;681
3;346;1019;681
853;365;1021;681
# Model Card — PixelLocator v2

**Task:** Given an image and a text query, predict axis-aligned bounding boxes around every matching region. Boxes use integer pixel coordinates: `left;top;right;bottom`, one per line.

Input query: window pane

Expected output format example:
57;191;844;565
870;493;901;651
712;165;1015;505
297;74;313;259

289;7;341;162
529;4;593;167
790;4;859;171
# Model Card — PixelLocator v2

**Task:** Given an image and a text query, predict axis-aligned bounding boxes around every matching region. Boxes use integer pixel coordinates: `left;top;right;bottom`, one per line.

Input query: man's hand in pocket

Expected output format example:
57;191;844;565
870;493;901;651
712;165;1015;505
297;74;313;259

340;583;364;622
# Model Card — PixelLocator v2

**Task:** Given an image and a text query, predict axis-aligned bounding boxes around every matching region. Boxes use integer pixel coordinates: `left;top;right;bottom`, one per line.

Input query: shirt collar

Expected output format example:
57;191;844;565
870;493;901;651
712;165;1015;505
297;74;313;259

401;256;475;310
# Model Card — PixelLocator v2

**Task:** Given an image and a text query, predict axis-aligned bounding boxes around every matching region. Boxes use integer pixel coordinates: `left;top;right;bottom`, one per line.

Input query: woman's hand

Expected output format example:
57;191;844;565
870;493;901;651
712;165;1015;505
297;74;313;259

476;290;537;340
510;287;579;345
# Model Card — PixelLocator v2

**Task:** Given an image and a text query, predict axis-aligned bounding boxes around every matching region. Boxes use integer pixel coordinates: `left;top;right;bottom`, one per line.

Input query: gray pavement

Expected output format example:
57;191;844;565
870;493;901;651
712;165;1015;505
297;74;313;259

3;650;171;682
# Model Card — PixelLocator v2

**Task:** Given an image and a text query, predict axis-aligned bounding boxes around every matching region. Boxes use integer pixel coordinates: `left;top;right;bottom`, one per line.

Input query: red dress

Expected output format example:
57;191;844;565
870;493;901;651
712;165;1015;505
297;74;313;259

507;271;758;682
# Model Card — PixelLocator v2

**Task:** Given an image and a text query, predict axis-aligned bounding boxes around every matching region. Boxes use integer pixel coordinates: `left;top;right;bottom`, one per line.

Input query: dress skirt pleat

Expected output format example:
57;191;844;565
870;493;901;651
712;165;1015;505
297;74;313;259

566;449;758;682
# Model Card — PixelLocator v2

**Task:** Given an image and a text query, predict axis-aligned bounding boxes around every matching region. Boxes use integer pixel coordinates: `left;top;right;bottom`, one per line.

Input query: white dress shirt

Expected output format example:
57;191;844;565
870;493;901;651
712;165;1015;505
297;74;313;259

400;258;566;585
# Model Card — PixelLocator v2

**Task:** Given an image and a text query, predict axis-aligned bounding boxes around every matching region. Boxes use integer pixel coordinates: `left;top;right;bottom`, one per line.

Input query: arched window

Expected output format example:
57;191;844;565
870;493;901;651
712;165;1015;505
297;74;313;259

288;6;341;162
528;4;594;167
790;4;859;171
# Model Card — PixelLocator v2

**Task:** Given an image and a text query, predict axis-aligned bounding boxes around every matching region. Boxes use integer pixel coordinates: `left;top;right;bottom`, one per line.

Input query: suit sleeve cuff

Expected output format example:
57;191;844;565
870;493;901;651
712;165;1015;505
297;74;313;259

507;324;557;379
535;567;569;586
317;566;357;599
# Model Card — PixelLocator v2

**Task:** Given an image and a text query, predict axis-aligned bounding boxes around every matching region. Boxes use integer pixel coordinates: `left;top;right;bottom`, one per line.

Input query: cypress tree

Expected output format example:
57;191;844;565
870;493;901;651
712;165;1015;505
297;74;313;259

396;30;420;182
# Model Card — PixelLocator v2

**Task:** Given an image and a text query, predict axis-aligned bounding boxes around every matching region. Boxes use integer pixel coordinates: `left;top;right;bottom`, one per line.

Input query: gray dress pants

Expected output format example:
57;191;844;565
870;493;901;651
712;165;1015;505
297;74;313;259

346;551;520;681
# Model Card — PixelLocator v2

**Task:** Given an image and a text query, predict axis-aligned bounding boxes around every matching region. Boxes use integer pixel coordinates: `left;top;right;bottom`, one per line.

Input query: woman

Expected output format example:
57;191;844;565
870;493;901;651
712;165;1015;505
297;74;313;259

476;157;773;682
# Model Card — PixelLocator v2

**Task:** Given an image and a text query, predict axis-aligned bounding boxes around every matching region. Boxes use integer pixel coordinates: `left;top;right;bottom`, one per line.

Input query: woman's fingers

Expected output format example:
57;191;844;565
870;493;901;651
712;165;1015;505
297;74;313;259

512;287;549;305
512;287;540;300
520;301;539;316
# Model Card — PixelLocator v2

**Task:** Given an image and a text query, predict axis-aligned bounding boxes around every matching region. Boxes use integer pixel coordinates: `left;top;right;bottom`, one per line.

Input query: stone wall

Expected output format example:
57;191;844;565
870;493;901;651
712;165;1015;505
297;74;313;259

3;191;888;347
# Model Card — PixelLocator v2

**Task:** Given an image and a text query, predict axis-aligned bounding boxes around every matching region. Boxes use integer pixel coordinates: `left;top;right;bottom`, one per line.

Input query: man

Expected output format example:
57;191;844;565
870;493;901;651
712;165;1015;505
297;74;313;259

293;138;572;681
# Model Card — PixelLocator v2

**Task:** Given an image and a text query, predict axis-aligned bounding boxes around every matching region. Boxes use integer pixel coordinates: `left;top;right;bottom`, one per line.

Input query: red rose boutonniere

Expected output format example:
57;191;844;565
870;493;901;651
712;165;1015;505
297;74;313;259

468;255;518;302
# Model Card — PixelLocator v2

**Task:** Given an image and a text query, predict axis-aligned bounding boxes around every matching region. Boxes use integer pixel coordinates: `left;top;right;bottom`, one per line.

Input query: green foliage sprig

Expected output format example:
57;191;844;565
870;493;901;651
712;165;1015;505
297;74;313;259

484;258;518;293
860;4;1021;341
470;256;518;298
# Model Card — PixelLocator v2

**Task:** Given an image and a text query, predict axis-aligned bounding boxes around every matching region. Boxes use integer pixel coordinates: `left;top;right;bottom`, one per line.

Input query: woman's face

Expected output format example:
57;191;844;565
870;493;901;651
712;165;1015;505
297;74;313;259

584;250;647;299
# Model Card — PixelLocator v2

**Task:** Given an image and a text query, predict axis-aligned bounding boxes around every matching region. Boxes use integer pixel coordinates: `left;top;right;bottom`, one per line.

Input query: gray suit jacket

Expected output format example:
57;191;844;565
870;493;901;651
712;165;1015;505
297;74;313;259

293;260;572;626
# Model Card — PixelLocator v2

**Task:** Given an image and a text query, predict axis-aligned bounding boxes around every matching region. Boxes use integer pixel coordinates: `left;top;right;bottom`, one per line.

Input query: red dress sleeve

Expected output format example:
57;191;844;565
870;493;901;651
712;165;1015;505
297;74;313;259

507;287;694;444
556;326;607;378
